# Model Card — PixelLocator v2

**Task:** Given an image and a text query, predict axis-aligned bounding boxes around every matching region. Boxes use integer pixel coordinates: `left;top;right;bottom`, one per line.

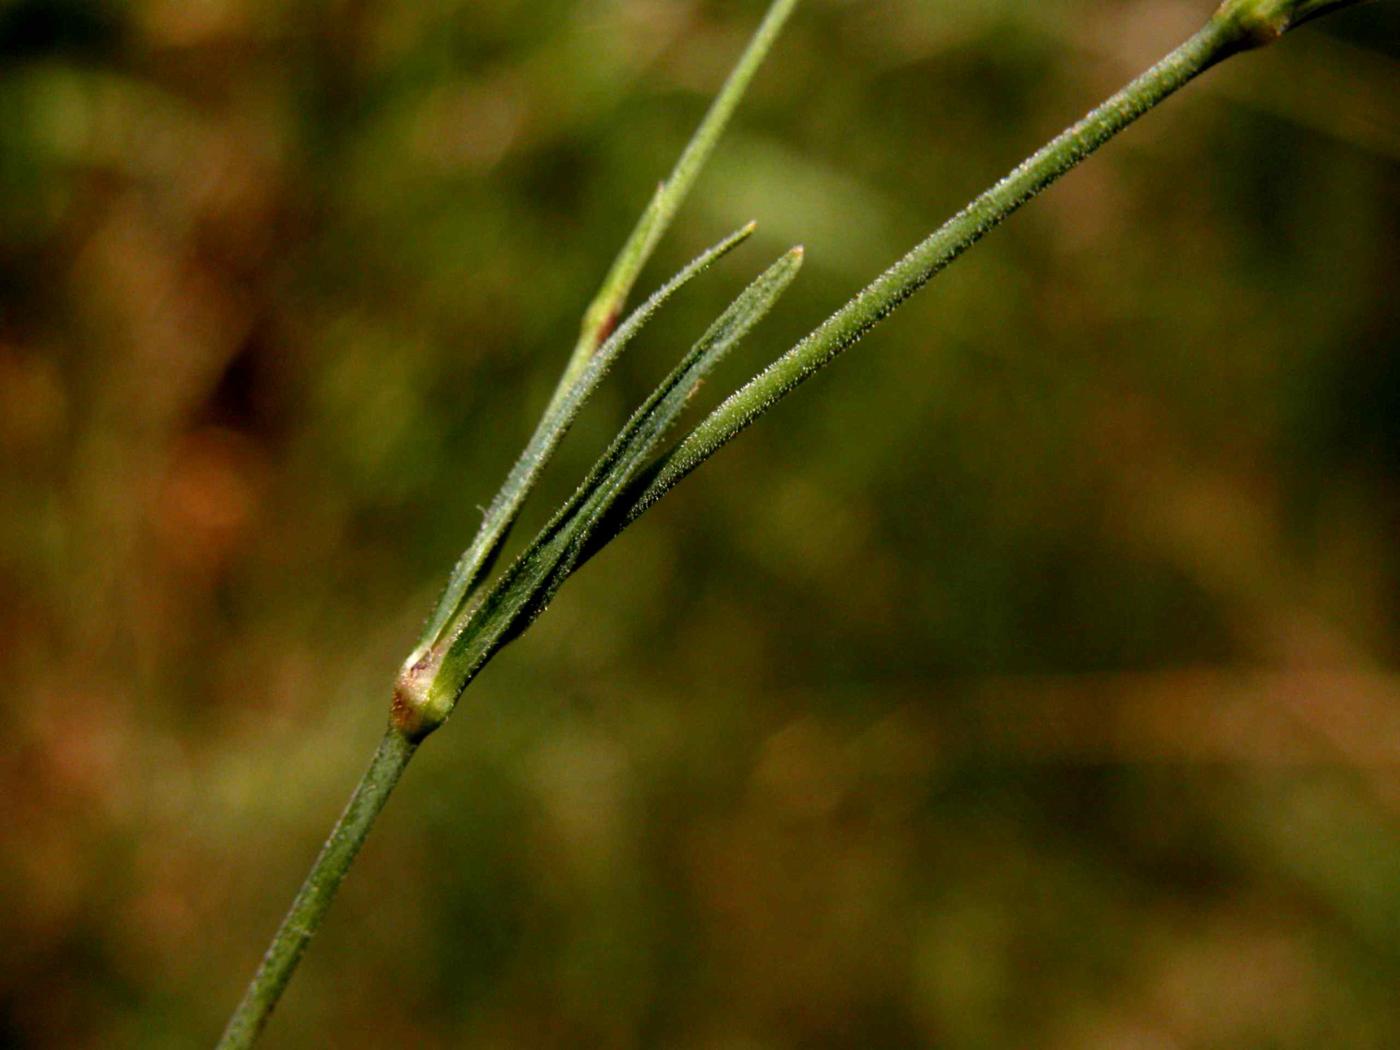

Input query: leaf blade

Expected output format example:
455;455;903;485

424;247;805;710
412;222;757;660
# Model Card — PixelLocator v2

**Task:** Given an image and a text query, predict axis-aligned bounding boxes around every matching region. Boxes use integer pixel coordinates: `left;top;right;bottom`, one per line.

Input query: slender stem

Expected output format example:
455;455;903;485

216;727;418;1050
616;14;1249;524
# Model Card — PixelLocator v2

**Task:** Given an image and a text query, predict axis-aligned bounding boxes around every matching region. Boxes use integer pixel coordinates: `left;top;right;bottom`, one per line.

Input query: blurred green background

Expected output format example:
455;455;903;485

2;0;1398;1046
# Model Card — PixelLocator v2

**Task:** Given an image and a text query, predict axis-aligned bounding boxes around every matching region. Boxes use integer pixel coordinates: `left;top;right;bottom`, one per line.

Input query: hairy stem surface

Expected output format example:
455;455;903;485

612;10;1263;525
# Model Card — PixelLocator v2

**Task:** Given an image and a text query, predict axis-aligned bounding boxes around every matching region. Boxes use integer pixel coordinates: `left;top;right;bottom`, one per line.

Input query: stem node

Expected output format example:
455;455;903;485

1214;0;1366;50
391;652;449;742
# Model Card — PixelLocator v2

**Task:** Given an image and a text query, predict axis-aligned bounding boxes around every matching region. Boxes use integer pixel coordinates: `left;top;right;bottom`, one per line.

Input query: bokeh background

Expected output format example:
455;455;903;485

3;0;1398;1045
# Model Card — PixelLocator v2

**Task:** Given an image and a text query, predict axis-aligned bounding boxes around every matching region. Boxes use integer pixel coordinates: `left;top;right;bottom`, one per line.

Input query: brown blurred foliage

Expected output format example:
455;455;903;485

1;0;1397;1046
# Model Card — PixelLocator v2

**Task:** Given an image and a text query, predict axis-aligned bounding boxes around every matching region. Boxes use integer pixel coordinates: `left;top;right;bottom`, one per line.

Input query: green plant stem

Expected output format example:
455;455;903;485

216;727;417;1050
612;10;1260;526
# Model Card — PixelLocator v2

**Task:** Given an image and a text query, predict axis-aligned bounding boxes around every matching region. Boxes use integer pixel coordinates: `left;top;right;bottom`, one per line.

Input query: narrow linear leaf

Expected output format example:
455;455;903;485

563;244;805;557
412;222;756;659
425;246;805;713
527;245;806;618
411;0;800;678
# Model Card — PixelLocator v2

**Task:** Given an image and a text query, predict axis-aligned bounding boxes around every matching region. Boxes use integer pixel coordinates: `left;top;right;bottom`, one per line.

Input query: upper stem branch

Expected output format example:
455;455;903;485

611;3;1335;525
